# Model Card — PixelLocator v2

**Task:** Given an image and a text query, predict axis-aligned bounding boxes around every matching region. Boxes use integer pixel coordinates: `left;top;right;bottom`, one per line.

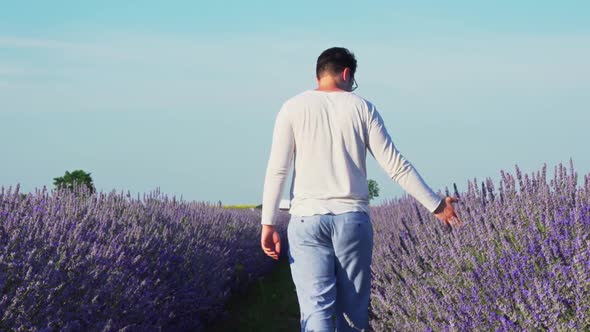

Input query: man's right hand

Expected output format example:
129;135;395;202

433;196;462;228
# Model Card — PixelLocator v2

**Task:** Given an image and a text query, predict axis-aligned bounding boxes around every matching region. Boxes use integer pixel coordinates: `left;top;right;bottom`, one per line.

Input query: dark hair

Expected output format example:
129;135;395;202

316;47;357;79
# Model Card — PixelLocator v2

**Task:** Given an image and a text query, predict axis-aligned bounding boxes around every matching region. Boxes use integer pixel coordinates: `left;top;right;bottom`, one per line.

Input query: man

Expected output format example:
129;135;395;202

260;47;461;332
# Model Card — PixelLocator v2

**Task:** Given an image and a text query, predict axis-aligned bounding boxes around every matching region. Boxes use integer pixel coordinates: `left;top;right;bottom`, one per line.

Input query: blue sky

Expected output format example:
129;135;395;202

1;1;589;205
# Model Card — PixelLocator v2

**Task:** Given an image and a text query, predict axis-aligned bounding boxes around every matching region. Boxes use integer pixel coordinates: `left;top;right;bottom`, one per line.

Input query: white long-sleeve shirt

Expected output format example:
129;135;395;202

261;90;442;225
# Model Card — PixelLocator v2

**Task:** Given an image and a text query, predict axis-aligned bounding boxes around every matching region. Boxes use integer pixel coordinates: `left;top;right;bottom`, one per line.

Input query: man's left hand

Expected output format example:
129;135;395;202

261;225;281;260
433;196;462;228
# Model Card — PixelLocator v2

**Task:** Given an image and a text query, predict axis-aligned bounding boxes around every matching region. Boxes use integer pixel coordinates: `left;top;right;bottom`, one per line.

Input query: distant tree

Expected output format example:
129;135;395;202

368;179;380;201
53;170;95;193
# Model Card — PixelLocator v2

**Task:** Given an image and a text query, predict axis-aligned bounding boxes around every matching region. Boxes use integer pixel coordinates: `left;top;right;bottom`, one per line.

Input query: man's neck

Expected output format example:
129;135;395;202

315;87;347;92
315;83;347;92
315;77;348;92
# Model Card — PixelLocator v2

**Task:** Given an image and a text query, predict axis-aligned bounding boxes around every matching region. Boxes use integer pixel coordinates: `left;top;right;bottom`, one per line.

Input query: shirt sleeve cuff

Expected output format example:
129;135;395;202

429;197;444;213
261;219;277;226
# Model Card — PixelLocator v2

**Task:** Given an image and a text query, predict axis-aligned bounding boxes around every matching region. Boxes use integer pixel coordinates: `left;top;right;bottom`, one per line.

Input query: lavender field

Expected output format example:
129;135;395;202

1;160;589;331
369;160;589;331
0;185;290;331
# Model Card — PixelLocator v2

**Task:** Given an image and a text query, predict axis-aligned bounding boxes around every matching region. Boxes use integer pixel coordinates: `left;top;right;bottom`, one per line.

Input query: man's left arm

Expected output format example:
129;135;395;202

261;106;294;226
365;104;442;213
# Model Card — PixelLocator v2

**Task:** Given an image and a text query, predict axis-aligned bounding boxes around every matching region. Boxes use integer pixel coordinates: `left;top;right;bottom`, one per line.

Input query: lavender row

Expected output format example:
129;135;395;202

368;159;590;331
0;184;289;331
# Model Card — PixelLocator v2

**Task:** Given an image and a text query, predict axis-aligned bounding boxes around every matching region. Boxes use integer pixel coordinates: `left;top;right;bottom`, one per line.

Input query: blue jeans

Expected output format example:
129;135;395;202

287;211;374;332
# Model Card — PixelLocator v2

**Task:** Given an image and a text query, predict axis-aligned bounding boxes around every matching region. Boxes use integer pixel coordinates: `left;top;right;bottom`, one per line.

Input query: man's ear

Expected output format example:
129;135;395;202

341;67;350;81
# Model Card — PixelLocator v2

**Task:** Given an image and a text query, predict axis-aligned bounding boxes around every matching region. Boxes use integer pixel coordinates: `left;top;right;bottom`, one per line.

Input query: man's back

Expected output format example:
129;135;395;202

261;89;443;225
282;90;372;216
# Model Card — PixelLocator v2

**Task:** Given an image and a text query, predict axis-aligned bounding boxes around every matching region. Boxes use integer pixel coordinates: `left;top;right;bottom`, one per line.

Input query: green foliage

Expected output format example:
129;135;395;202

53;169;95;194
208;254;300;331
223;204;257;209
368;178;380;201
